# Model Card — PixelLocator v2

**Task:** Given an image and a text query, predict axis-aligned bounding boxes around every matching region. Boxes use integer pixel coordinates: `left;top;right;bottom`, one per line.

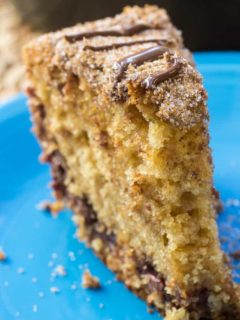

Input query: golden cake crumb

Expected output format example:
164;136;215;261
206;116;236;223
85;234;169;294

82;270;101;289
38;200;64;216
0;250;6;261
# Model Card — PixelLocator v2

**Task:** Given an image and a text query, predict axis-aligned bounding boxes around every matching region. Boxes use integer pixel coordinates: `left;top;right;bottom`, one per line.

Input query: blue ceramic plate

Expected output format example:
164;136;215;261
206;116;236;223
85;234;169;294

0;53;240;320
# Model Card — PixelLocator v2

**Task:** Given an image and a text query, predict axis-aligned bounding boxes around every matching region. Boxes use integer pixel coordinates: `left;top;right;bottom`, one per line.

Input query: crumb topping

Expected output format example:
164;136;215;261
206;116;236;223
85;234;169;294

23;5;208;129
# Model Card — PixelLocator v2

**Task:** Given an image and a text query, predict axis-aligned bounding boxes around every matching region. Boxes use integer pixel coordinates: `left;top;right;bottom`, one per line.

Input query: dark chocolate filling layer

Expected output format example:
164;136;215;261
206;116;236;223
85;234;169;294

43;149;220;319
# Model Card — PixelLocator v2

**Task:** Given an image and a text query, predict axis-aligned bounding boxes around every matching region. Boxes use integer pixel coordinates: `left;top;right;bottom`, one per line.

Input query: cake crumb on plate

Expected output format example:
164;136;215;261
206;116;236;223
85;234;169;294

37;200;64;216
27;253;34;260
32;277;38;283
17;267;25;274
50;286;60;294
82;270;101;289
32;304;38;313
0;250;6;261
52;264;67;277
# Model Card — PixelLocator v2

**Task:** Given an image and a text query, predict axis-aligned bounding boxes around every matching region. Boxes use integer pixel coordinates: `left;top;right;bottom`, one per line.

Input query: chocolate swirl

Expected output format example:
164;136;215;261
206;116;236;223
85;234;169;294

65;24;158;43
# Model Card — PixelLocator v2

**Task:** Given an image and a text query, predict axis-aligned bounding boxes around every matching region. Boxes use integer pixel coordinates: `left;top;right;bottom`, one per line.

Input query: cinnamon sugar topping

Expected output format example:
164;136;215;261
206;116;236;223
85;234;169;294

23;5;208;128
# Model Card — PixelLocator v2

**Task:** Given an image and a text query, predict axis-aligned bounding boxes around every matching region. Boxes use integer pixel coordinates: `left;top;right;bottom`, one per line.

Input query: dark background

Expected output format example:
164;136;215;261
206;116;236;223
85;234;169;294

12;0;240;51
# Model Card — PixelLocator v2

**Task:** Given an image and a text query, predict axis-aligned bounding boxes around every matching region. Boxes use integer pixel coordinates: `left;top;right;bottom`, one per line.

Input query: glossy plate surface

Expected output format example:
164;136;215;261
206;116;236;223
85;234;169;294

0;53;240;320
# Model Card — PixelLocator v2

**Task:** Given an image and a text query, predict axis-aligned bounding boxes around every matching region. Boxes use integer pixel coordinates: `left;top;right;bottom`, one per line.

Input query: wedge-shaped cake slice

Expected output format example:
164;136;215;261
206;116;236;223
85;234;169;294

23;5;240;319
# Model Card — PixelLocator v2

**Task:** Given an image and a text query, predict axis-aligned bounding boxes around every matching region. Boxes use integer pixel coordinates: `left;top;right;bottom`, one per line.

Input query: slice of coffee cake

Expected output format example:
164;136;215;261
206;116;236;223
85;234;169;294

23;5;240;319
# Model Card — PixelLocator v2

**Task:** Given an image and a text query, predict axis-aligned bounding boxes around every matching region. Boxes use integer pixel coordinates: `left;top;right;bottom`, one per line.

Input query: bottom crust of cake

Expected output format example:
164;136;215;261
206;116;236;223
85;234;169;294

42;149;238;320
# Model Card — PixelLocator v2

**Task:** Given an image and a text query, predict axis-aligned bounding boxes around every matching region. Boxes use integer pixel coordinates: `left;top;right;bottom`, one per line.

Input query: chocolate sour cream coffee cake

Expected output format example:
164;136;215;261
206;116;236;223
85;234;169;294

23;5;240;319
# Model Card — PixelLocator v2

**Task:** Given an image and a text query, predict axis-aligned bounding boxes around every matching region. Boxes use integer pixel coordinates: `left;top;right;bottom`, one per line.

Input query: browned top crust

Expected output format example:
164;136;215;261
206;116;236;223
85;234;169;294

23;5;208;129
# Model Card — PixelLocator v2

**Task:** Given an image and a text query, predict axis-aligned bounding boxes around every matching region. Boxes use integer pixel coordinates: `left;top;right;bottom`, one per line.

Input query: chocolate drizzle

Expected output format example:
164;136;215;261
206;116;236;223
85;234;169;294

123;24;156;36
142;55;180;89
66;30;124;43
114;45;180;91
115;45;167;82
65;23;180;92
84;39;170;51
65;24;157;43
